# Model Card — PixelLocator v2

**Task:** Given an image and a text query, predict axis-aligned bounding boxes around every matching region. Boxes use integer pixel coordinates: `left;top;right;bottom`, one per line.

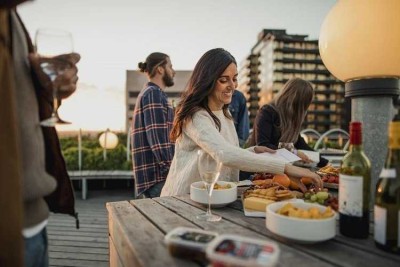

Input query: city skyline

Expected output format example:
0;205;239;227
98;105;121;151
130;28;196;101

18;0;337;131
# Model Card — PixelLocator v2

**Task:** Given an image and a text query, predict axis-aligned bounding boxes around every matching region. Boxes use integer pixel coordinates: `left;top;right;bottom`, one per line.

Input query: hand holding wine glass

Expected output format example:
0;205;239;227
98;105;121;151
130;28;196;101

278;142;295;152
34;28;78;126
196;149;223;222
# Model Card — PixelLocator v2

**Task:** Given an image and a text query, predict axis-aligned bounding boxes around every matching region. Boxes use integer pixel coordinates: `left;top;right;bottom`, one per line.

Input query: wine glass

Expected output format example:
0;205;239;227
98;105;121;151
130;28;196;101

278;142;295;152
196;149;223;222
35;28;74;127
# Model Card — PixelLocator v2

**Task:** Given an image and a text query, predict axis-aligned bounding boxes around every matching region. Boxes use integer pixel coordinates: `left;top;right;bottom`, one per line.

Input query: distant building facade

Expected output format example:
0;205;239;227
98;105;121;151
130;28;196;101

125;70;192;131
238;29;349;132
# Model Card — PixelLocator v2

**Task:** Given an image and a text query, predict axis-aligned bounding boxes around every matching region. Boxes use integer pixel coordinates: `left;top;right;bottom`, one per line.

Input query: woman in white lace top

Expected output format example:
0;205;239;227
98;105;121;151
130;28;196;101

160;48;321;196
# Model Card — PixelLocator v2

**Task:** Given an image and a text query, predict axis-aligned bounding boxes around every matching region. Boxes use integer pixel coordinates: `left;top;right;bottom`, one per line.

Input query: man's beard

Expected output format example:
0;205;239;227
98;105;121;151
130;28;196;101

163;72;174;87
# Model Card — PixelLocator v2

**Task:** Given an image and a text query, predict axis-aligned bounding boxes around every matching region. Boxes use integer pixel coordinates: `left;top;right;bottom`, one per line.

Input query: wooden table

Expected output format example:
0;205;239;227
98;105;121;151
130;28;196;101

107;196;400;267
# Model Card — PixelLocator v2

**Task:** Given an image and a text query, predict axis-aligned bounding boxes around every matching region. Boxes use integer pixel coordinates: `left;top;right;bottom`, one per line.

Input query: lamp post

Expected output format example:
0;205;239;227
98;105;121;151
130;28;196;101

99;128;119;161
319;0;400;203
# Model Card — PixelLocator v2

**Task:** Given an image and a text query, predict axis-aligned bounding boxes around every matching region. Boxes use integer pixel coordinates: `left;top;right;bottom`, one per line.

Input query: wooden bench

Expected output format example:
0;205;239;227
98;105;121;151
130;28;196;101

68;170;134;200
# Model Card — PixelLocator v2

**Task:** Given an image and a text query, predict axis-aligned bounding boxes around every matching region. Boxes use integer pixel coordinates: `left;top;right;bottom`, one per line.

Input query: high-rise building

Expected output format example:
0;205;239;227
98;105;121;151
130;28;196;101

125;70;192;131
238;29;349;132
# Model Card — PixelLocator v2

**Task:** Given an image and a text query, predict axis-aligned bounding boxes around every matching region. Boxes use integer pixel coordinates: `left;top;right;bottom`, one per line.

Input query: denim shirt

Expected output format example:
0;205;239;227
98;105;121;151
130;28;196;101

229;90;250;147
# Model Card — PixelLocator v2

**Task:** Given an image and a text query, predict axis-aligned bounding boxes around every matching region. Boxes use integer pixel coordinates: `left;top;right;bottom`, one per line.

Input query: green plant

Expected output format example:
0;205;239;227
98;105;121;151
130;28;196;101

60;134;132;171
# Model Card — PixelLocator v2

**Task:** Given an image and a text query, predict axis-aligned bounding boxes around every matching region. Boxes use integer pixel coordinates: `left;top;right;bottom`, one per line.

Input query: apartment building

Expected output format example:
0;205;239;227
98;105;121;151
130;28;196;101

238;29;349;132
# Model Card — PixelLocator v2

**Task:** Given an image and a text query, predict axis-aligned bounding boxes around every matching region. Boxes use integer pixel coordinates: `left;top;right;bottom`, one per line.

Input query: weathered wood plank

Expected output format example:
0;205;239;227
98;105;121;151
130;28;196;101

49;258;108;267
154;196;332;267
130;198;197;233
49;235;108;243
47;226;108;234
49;245;108;254
110;236;124;267
47;222;108;229
49;218;108;224
107;201;197;267
49;240;108;248
47;230;107;238
49;251;108;261
176;195;400;267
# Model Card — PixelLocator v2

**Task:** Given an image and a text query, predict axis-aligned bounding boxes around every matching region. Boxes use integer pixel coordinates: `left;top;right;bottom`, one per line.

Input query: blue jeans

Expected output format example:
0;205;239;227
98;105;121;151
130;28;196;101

143;181;165;198
24;228;48;267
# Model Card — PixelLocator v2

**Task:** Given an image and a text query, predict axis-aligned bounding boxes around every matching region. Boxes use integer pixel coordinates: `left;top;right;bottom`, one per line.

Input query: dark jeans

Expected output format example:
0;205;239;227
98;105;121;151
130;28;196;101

24;227;48;267
143;181;166;198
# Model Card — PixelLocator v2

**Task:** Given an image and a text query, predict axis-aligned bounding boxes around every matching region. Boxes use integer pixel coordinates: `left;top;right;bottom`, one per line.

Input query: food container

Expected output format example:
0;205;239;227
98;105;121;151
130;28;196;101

190;181;237;208
164;227;218;262
206;234;279;267
266;202;336;243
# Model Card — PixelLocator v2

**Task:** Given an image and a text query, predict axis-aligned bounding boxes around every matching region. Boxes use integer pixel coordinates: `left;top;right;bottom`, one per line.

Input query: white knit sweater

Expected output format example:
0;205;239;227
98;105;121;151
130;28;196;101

160;109;286;196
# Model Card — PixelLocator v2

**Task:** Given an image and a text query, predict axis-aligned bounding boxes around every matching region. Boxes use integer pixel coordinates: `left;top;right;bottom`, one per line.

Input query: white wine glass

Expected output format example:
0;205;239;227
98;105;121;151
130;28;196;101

278;142;295;152
35;28;74;127
196;149;223;222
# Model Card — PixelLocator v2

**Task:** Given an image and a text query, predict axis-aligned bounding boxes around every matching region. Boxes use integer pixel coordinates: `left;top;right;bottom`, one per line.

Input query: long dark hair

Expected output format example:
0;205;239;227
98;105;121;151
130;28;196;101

138;52;169;78
271;78;314;143
170;48;236;141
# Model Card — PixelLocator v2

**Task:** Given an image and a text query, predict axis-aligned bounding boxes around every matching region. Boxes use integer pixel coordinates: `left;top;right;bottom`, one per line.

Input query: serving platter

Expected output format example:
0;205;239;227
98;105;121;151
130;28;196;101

323;182;338;190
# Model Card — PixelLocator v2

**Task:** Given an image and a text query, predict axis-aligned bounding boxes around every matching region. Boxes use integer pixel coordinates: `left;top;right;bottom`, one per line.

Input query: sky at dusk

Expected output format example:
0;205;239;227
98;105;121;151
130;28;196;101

18;0;336;132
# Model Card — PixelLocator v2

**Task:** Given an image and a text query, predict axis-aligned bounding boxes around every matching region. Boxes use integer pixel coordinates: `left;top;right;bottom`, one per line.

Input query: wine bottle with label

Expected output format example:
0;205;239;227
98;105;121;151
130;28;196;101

339;121;371;239
374;116;400;254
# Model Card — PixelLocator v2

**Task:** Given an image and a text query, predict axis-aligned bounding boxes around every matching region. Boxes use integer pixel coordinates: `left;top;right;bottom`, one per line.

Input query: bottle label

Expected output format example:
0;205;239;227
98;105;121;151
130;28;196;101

374;205;387;245
398;211;400;247
379;168;396;179
339;174;363;217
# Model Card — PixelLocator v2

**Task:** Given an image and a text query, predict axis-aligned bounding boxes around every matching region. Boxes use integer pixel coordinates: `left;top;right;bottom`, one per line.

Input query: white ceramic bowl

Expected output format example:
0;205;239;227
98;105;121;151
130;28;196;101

266;202;336;243
190;181;237;208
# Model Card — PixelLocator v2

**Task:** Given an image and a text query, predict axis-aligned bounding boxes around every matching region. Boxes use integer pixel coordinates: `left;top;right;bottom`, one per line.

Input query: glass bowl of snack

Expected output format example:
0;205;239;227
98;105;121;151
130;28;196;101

266;202;336;243
190;181;237;208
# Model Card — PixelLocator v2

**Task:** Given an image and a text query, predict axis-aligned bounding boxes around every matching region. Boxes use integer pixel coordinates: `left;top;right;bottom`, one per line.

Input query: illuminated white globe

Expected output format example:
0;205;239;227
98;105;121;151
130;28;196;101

319;0;400;82
99;130;119;149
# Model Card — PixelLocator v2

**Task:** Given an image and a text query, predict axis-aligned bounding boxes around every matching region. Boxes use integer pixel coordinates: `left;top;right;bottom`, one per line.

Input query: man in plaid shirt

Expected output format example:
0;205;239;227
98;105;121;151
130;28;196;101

131;52;176;198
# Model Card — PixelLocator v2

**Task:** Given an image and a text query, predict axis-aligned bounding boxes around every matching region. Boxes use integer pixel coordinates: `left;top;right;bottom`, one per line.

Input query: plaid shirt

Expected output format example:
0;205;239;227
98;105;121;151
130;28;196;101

131;82;175;196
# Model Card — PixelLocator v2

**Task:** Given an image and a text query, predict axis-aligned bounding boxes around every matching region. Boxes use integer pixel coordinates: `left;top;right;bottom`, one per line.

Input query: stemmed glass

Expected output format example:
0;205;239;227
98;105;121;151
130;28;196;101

35;28;74;127
196;149;223;222
278;142;295;152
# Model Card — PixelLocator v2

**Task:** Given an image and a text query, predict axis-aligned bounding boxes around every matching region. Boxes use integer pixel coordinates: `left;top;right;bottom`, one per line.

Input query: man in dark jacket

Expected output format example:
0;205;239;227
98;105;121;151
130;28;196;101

0;1;79;266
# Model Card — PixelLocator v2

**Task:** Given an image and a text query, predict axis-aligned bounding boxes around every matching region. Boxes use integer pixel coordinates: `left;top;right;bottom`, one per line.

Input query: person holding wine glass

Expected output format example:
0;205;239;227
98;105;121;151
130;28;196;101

0;3;80;266
34;28;77;126
252;77;329;168
160;48;322;199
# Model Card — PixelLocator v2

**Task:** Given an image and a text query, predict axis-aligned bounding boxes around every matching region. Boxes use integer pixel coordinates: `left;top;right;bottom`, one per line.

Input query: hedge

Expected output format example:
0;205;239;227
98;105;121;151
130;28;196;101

60;133;132;171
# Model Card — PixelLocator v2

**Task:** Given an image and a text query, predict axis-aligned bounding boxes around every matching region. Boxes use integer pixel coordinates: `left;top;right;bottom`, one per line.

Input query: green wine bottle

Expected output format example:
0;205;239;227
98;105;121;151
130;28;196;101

339;121;371;239
374;117;400;254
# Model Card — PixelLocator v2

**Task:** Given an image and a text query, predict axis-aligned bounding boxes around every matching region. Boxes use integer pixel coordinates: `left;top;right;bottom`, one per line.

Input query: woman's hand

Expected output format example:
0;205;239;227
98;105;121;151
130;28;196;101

286;176;307;193
297;151;313;163
253;146;276;154
284;164;323;191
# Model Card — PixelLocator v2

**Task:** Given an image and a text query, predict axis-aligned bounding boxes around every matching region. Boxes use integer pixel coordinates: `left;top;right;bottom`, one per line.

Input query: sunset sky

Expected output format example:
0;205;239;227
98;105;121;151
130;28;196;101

18;0;336;132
